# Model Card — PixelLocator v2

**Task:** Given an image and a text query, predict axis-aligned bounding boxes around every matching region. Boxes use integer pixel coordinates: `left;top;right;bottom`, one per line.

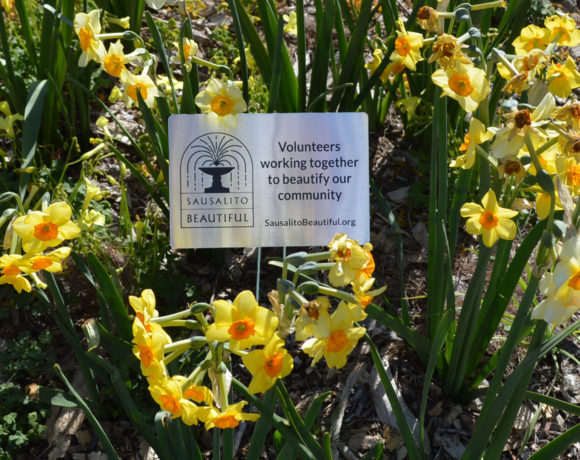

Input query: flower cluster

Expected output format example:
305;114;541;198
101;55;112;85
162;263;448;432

131;234;381;429
1;202;80;293
74;9;247;125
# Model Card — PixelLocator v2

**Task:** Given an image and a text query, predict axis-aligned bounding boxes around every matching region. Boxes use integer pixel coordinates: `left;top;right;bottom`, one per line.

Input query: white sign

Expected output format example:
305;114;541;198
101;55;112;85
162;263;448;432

169;113;369;248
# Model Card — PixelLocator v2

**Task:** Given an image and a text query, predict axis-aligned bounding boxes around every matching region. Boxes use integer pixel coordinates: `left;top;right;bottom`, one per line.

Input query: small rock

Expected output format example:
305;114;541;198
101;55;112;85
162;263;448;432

562;372;580;403
434;432;466;459
347;432;380;451
427;401;443;417
74;430;92;445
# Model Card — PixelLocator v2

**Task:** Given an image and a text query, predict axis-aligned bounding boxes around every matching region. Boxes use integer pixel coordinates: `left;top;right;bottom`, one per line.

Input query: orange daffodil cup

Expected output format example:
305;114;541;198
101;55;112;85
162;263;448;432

131;234;379;431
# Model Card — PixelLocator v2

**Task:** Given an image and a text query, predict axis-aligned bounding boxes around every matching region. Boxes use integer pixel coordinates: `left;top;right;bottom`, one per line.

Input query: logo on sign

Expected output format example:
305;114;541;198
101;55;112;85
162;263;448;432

179;132;253;227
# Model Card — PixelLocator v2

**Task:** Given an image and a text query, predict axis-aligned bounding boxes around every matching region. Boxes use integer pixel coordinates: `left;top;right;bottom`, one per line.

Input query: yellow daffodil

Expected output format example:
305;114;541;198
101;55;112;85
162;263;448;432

132;319;168;379
497;158;527;183
460;189;518;247
181;381;213;406
195;78;247;127
534;187;562;220
13;202;81;254
556;155;580;197
22;247;71;273
450;118;493;169
365;49;394;84
204;401;260;430
352;273;385;313
546;57;580;99
171;37;199;72
511;24;549;55
242;334;293;394
0;101;23;139
283;11;298;36
431;61;490;113
544;14;580;48
390;19;423;71
0;254;31;293
327;234;370;287
205;290;278;352
301;302;366;369
123;73;159;108
294;296;331;341
489;93;554;160
532;235;580;324
149;376;207;425
428;34;471;70
74;10;106;66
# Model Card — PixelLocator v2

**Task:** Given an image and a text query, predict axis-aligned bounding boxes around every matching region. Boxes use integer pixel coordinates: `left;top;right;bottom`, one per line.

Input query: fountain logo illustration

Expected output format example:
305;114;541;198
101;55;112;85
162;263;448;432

179;132;253;228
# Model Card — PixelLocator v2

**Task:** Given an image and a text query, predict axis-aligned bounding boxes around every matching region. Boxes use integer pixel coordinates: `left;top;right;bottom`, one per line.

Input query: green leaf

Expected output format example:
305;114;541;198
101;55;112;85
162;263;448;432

527;422;580;460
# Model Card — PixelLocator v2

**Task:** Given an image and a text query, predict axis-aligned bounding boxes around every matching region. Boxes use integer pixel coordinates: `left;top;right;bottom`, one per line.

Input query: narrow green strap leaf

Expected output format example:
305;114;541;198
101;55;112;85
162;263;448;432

365;334;421;460
365;304;430;359
19;80;48;195
247;390;277;459
145;11;179;112
233;379;318;460
525;391;580;416
226;0;249;103
303;391;332;428
267;16;285;113
307;0;334;111
296;0;306;111
179;19;199;114
527;422;580;460
54;364;121;460
137;90;169;180
14;0;39;72
420;310;453;456
85;252;132;342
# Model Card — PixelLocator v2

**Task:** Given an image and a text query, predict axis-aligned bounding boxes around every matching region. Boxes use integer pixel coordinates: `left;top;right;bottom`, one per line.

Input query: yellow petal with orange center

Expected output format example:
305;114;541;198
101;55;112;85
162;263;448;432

211;95;235;117
326;330;349;353
449;74;474;97
33;222;59;241
228;318;256;340
479;210;499;230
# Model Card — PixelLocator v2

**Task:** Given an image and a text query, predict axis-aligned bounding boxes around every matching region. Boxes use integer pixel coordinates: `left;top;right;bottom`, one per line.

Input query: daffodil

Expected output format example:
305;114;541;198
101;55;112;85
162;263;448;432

171;37;199;72
132;319;168;379
450;118;493;169
301;302;366;369
428;34;471;70
149;376;207;425
553;101;580;131
22;247;71;273
489;92;554;160
205;290;278;352
546;57;580;99
532;235;580;324
327;234;370;287
556;155;580;197
195;78;247;127
13;202;81;254
123;73;159;108
390;19;423;71
544;14;580;47
181;381;213;406
283;11;297;36
204;401;260;429
0;101;23;139
101;41;143;80
431;61;490;113
534;187;562;220
511;24;549;55
74;10;106;66
460;189;518;247
0;254;31;293
294;296;331;341
242;334;293;394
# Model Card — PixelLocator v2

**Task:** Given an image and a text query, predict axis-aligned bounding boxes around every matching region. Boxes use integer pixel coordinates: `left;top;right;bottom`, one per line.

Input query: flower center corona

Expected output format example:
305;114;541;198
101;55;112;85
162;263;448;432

326;330;349;353
138;344;154;367
514;109;531;129
160;394;181;415
228;318;256;340
79;27;92;51
214;414;239;429
33;222;59;241
568;165;580;187
449;74;474;97
104;55;124;77
264;352;284;378
31;257;53;270
211;95;234;116
568;271;580;290
459;133;471;151
395;37;411;57
2;265;21;276
127;83;148;102
479;210;499;230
